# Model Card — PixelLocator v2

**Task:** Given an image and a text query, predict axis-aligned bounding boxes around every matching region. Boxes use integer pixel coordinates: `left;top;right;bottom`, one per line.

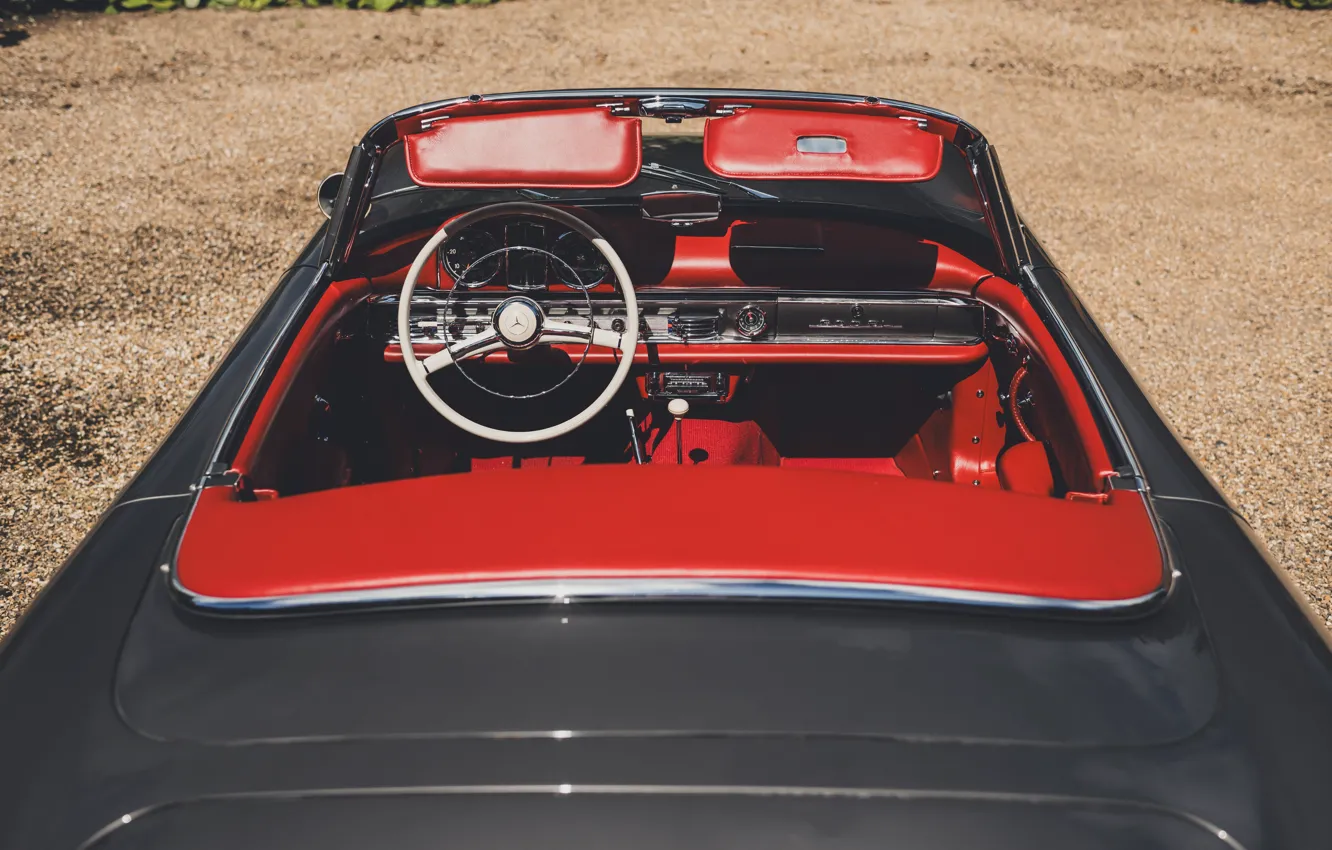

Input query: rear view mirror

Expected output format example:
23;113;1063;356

641;190;721;225
317;172;344;219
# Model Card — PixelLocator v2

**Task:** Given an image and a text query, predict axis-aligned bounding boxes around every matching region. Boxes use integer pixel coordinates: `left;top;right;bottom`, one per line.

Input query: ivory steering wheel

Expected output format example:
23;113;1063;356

398;202;639;444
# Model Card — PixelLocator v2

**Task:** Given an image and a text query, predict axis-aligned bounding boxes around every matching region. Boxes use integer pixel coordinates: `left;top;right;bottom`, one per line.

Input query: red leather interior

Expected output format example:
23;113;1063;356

704;109;944;182
998;441;1056;497
177;468;1164;603
404;109;642;189
661;220;748;287
232;277;373;480
970;277;1114;488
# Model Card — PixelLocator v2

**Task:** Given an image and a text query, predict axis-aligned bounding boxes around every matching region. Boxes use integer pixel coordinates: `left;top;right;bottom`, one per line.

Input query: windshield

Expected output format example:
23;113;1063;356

361;133;998;269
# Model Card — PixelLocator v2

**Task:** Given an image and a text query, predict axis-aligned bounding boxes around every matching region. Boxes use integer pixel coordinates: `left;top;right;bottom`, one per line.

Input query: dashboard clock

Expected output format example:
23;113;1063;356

735;304;769;338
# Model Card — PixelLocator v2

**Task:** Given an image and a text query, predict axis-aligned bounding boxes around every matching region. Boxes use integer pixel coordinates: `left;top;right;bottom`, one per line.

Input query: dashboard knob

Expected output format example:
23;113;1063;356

735;304;768;339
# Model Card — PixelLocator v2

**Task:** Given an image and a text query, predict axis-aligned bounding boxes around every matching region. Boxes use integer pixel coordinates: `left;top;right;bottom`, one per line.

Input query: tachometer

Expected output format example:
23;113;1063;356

553;230;611;290
440;228;501;287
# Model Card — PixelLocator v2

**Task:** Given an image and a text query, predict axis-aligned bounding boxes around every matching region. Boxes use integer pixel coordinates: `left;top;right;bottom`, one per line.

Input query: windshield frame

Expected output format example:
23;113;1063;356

321;89;1030;277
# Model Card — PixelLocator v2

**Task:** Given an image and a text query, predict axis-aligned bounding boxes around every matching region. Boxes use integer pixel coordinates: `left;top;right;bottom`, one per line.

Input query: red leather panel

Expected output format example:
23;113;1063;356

384;342;990;366
942;360;1003;489
404;109;642;189
998;441;1056;497
704;109;944;182
177;468;1164;603
662;222;748;287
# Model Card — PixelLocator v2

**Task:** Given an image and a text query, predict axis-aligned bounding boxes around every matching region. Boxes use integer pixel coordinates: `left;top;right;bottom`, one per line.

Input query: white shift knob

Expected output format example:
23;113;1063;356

667;398;690;418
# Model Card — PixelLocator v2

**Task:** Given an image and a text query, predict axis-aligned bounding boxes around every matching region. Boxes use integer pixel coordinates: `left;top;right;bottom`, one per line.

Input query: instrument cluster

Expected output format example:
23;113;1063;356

440;216;611;291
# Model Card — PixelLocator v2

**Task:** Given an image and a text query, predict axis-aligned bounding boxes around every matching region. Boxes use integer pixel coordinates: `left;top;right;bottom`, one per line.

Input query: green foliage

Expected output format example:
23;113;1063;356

1;0;492;15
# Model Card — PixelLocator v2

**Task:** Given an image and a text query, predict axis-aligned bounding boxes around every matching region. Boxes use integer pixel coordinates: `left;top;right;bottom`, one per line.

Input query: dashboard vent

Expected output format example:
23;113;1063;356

667;310;722;341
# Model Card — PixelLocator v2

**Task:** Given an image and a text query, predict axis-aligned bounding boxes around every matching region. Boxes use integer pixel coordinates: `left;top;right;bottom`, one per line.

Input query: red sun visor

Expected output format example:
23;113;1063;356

703;109;944;182
403;108;643;189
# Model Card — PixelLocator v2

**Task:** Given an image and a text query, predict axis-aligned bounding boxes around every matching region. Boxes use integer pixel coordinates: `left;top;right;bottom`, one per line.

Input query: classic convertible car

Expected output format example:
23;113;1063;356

1;89;1330;849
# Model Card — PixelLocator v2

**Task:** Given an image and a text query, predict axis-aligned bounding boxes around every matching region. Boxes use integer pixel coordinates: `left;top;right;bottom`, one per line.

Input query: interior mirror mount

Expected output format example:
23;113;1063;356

640;190;722;225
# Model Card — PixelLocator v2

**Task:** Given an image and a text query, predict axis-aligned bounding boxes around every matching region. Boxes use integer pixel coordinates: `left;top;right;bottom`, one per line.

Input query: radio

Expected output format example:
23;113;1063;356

644;371;733;401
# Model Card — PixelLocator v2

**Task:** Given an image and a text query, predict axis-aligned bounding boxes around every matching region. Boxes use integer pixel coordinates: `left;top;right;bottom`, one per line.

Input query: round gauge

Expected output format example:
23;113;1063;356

553;231;611;290
440;228;501;287
735;304;768;339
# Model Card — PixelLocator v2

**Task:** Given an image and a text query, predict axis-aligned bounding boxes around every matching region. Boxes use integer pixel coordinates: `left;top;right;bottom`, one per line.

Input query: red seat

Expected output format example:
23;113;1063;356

997;441;1055;497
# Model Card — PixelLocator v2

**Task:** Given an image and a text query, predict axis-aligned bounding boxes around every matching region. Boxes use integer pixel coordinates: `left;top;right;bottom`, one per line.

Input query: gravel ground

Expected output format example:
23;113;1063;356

0;0;1328;637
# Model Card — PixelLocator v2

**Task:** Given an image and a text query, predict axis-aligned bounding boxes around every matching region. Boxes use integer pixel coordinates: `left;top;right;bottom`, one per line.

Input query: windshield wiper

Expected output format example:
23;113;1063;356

639;162;779;200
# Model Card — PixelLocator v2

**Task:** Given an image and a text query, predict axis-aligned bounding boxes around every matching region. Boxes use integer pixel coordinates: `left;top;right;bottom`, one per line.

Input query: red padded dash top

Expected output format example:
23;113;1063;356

404;108;643;189
704;109;944;182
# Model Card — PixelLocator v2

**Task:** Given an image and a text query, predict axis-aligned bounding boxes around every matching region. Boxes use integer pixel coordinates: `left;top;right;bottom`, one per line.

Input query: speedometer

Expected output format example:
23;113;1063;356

440;228;501;287
553;231;611;290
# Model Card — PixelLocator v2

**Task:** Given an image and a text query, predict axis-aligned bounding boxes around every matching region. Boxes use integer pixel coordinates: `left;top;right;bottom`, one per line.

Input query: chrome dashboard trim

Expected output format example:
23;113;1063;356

175;575;1168;616
380;289;984;347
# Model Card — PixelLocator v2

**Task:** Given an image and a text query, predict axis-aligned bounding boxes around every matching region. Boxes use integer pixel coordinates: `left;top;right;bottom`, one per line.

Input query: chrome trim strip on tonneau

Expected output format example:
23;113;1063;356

174;575;1167;615
79;785;1247;850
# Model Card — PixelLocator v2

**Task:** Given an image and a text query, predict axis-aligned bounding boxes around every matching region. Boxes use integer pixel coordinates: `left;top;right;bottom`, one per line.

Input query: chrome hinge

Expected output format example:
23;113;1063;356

197;462;240;490
1105;468;1148;492
899;116;929;130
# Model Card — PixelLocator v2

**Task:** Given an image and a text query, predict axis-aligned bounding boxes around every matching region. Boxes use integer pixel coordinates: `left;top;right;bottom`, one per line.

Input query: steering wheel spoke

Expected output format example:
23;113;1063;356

421;327;504;375
540;320;628;352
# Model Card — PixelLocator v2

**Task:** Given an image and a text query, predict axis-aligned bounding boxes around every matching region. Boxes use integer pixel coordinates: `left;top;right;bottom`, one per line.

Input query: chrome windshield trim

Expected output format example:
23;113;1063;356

174;575;1167;616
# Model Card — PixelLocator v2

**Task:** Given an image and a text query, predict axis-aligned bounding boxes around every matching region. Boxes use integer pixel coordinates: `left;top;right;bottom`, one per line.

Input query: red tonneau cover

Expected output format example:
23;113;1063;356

176;467;1164;606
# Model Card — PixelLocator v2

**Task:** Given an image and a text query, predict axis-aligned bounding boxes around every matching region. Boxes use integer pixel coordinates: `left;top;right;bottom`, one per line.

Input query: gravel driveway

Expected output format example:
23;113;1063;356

0;0;1328;636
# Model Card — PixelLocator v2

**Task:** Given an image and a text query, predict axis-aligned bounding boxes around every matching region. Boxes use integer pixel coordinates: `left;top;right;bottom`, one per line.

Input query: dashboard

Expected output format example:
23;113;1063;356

373;290;984;347
371;212;989;400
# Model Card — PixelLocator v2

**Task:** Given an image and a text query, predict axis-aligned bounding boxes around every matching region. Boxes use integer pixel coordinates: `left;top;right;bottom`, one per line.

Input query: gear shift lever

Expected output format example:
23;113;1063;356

668;398;690;465
626;408;645;465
